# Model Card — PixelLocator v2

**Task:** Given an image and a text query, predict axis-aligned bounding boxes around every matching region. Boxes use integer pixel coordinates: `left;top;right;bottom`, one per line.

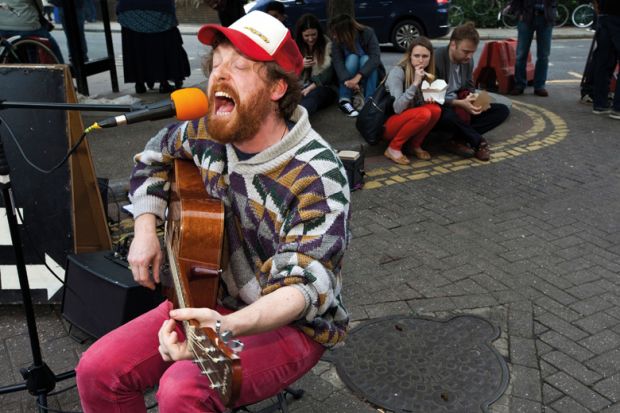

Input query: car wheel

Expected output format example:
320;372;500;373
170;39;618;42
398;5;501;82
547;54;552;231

391;20;423;52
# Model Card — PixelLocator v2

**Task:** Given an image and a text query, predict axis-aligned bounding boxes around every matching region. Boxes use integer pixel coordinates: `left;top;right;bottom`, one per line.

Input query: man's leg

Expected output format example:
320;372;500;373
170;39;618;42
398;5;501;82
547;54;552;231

435;106;483;150
605;16;620;112
157;324;324;413
514;21;535;91
592;16;617;111
470;103;510;135
533;15;553;92
76;301;173;413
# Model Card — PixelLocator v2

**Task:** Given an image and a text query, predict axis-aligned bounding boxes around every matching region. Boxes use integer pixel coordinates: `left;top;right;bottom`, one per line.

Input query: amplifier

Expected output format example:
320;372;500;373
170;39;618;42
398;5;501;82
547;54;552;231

61;251;164;338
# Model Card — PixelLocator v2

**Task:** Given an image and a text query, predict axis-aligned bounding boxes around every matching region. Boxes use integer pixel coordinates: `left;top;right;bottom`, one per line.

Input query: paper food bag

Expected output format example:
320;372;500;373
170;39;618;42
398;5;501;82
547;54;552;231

422;79;448;104
472;90;492;111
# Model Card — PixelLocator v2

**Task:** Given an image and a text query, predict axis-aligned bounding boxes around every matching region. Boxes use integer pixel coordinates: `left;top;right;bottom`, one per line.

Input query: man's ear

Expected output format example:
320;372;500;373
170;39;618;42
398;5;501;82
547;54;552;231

271;78;288;101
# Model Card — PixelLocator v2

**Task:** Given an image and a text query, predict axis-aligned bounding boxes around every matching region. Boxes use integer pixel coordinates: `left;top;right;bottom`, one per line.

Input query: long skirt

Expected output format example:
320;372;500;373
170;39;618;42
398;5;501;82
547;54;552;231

121;26;190;85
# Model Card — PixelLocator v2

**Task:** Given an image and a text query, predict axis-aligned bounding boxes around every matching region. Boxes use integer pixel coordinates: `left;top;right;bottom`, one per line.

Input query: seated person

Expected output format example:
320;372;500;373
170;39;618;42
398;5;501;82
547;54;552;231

0;0;65;63
329;14;384;118
383;36;441;164
295;13;337;115
433;22;510;161
75;11;350;413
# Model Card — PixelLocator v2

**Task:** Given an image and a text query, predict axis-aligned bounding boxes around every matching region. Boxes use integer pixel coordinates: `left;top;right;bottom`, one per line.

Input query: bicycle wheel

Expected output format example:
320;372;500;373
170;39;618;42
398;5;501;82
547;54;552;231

572;3;595;28
449;5;465;27
0;37;60;64
471;0;495;16
501;10;519;28
554;4;569;27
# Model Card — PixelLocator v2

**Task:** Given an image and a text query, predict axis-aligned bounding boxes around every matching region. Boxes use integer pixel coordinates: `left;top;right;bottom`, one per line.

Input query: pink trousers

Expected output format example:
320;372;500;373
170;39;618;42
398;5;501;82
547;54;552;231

76;300;324;413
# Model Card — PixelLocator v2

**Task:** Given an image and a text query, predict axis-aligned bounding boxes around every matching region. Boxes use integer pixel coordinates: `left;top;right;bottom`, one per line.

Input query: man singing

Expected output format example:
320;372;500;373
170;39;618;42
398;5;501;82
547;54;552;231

76;11;350;412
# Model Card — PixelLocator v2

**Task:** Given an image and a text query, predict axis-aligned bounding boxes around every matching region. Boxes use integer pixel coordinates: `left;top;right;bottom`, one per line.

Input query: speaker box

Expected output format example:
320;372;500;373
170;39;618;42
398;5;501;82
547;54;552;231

62;251;164;338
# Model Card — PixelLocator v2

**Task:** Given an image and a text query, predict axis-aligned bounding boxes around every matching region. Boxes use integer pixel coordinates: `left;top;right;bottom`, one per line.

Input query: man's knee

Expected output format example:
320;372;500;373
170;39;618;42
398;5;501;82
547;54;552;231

494;103;510;123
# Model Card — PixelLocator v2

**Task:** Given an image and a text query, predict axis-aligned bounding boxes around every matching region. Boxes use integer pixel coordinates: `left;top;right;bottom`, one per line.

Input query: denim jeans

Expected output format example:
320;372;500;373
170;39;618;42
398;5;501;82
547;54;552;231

338;53;378;101
514;14;553;90
592;15;620;111
76;300;324;413
0;29;65;64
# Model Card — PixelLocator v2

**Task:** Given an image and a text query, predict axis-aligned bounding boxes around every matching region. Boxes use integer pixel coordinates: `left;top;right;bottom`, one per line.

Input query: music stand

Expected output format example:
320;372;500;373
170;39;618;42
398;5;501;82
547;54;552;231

0;100;137;412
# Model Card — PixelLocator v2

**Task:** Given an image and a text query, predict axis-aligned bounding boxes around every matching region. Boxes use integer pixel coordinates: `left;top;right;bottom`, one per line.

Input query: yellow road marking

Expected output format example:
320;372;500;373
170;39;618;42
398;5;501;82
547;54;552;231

361;101;568;190
547;79;581;84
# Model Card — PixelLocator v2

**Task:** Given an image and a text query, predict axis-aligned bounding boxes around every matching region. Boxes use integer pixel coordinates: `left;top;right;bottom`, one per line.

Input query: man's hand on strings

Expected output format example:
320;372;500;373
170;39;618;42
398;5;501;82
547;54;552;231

158;319;192;361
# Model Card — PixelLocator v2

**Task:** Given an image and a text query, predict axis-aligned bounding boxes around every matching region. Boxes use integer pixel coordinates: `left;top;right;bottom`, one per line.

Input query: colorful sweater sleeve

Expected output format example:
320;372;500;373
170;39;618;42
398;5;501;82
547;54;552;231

128;119;196;220
259;139;351;346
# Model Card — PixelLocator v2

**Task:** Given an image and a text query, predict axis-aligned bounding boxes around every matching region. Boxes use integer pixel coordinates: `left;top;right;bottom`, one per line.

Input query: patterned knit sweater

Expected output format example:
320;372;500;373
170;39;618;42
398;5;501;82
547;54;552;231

129;106;351;347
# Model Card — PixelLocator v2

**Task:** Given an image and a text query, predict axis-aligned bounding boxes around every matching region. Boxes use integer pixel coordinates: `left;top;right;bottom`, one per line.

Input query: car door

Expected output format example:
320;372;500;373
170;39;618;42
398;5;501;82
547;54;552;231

281;0;327;29
355;0;392;43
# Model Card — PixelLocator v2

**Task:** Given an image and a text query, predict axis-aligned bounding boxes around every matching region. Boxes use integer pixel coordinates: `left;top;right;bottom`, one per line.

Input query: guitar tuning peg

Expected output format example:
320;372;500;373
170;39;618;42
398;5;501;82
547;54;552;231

229;339;244;353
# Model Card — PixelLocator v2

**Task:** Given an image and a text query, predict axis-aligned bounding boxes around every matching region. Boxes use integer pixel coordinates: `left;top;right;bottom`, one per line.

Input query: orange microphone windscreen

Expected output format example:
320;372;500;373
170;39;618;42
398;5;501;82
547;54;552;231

171;88;209;120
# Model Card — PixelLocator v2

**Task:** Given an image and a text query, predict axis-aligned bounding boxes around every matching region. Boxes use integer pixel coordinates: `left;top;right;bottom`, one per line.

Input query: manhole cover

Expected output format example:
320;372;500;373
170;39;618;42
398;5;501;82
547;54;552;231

332;315;509;412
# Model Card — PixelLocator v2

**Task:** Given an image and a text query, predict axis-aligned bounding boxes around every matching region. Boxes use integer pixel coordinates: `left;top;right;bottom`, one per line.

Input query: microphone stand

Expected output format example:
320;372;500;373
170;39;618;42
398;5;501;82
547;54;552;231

0;100;140;412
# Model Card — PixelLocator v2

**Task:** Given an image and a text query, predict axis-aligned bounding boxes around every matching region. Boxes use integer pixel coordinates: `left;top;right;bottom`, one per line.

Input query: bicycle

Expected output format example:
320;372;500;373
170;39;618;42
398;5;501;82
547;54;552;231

0;34;60;64
449;4;465;27
571;1;595;28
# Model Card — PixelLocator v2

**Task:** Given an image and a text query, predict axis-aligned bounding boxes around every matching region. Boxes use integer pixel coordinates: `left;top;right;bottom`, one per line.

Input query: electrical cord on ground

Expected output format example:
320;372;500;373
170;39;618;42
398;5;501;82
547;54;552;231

36;401;83;413
0;115;89;174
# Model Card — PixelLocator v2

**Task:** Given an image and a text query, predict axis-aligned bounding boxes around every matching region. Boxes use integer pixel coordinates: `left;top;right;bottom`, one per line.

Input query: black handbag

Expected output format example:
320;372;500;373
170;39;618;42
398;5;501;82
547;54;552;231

355;80;394;145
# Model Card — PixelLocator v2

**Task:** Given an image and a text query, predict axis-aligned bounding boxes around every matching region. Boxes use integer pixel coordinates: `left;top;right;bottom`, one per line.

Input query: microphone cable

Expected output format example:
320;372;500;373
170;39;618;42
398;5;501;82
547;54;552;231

0;115;88;175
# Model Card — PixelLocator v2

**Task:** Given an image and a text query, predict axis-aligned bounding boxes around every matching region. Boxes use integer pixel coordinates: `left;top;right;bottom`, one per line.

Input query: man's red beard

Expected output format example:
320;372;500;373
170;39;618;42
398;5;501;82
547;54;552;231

207;83;274;145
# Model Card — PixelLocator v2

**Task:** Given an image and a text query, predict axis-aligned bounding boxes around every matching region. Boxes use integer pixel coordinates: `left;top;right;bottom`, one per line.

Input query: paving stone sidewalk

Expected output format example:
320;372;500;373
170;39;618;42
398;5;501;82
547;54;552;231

1;31;618;413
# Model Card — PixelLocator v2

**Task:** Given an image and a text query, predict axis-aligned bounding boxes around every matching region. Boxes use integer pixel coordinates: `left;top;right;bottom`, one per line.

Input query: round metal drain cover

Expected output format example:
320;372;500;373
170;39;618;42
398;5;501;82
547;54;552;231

333;315;509;412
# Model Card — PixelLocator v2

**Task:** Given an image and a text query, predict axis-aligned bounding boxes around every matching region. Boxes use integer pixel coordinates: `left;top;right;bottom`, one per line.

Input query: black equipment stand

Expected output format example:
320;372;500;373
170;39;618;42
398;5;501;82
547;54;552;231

0;100;139;412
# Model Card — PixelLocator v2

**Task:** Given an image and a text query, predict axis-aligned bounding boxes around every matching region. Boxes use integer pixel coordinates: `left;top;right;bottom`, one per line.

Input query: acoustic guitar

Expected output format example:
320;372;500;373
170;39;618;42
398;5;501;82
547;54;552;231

164;159;242;407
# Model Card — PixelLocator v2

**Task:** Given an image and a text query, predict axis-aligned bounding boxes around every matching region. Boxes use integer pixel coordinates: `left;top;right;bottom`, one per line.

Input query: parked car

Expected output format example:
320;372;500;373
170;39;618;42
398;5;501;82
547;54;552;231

245;0;450;51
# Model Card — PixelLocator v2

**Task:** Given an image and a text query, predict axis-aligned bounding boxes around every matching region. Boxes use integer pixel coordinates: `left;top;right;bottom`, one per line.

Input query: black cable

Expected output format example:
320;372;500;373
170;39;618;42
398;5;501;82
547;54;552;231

36;401;82;413
15;207;64;285
0;115;88;174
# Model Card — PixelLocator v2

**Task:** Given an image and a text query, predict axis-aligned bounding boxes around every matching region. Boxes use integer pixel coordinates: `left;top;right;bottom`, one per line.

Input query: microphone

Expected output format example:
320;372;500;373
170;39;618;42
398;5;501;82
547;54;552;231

85;88;209;133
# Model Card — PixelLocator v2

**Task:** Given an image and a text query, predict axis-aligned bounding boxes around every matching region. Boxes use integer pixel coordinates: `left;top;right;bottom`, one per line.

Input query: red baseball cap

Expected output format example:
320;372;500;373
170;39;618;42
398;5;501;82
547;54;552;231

198;11;303;76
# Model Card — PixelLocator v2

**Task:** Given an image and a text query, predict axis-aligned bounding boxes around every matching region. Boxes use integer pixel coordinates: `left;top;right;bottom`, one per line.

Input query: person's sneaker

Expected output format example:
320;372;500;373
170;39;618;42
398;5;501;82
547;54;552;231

580;94;593;104
339;101;359;117
593;107;612;115
610;110;620;120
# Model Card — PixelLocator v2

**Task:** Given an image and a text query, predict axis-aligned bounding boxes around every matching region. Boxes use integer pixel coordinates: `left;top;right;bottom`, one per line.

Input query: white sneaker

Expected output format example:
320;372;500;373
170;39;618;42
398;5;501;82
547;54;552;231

339;101;359;117
593;107;612;115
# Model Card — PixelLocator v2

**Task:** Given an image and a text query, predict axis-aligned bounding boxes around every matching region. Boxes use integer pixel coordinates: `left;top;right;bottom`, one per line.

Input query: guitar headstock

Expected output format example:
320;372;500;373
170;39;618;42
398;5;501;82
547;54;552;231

186;319;242;407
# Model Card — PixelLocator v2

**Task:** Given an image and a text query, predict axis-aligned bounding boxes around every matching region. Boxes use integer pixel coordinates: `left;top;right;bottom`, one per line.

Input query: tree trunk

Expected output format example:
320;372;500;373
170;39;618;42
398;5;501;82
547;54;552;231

326;0;354;21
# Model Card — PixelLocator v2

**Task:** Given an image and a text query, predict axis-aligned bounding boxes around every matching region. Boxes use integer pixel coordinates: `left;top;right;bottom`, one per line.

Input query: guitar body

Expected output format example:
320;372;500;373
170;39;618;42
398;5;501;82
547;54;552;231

166;159;224;309
165;159;241;407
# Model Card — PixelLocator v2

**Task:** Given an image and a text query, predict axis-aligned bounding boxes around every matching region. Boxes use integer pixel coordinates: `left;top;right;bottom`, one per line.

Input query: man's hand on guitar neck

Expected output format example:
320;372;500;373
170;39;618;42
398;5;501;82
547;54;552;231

127;213;162;290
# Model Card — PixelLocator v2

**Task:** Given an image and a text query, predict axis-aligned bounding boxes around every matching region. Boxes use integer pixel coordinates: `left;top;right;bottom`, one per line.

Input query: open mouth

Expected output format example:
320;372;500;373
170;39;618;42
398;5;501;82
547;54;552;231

214;91;236;116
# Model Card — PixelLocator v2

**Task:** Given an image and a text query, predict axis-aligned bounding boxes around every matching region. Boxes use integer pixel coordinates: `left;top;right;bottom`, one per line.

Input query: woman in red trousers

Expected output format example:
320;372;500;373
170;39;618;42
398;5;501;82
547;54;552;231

383;36;441;164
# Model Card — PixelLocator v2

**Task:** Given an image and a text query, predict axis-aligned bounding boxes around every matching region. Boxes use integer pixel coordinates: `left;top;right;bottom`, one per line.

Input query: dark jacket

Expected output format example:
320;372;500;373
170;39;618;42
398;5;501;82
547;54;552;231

331;26;385;82
434;45;475;105
509;0;557;25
